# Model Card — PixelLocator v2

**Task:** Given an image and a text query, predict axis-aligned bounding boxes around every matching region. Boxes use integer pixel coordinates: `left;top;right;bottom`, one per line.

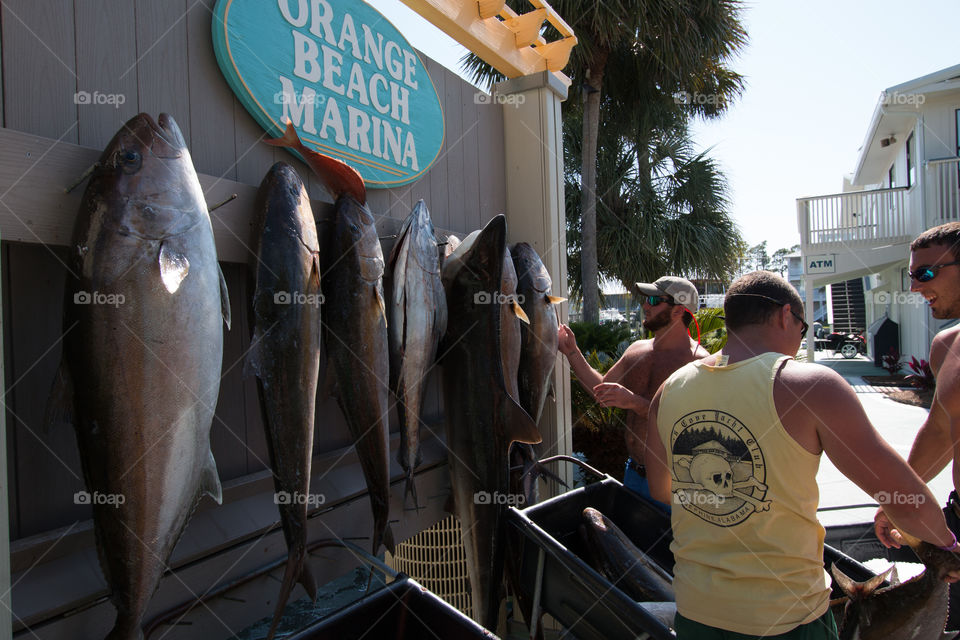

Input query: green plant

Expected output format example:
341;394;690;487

568;321;633;358
692;307;727;354
906;357;935;390
569;350;628;433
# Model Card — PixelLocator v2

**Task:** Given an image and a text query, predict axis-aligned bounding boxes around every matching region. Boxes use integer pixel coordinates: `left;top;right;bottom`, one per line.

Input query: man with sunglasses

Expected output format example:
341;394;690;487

644;270;958;639
875;221;960;631
558;276;708;510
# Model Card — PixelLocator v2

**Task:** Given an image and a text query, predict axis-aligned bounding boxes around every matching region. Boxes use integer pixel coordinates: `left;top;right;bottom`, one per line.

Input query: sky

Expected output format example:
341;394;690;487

367;0;960;253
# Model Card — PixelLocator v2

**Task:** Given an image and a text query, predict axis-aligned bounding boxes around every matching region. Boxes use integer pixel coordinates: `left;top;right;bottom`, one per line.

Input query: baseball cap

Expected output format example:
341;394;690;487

634;276;699;309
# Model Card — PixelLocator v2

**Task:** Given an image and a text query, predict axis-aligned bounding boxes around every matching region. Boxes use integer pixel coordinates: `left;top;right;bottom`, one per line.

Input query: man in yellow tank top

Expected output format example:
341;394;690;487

644;270;959;639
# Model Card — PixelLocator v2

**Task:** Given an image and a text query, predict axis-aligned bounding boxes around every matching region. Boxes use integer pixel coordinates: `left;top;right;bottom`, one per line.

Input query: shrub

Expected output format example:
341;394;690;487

568;321;633;358
881;348;903;375
905;356;935;390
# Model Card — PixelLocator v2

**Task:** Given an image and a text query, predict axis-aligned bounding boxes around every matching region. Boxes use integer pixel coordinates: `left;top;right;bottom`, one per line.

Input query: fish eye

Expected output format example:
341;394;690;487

349;223;360;234
119;149;141;174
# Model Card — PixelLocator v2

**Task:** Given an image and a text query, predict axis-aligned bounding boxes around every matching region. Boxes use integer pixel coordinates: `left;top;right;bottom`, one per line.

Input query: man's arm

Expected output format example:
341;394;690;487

779;364;955;548
643;386;672;504
558;324;603;398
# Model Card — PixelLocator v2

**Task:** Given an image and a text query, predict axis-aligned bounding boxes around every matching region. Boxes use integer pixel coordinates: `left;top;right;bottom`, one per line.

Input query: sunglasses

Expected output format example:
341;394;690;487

728;293;808;339
644;295;675;306
908;261;960;283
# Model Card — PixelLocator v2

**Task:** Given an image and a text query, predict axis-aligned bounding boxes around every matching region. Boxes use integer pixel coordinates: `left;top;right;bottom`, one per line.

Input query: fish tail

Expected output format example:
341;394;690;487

403;471;421;511
264;120;302;150
266;544;311;640
377;522;397;556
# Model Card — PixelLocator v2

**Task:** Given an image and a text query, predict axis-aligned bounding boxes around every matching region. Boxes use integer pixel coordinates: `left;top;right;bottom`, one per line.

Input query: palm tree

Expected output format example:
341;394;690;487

463;1;748;320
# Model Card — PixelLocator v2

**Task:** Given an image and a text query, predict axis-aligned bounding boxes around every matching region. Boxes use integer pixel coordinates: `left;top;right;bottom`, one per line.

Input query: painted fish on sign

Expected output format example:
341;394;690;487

212;0;444;188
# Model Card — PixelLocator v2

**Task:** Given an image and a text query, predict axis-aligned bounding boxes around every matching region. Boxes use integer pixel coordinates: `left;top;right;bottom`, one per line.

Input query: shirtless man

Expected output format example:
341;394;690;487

558;276;708;509
875;221;960;631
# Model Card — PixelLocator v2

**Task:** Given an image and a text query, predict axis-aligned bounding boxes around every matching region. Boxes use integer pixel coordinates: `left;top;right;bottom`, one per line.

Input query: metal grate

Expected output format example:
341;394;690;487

386;515;473;618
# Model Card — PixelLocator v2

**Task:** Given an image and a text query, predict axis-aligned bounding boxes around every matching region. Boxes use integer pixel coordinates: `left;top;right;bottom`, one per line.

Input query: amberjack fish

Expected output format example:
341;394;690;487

51;113;230;640
579;507;675;602
831;540;960;640
387;200;446;509
440;215;542;629
267;123;394;556
246;162;321;640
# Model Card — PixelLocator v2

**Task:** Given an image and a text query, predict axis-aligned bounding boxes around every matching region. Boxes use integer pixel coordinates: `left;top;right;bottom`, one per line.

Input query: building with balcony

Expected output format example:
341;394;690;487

797;63;960;362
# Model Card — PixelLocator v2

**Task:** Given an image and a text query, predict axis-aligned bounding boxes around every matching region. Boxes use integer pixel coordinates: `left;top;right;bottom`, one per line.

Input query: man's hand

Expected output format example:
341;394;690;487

593;382;642;412
558;324;578;357
874;508;904;549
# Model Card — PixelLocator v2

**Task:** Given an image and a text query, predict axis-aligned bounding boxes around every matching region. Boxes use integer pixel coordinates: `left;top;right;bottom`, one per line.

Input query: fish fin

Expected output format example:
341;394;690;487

382;524;396;555
512;300;530;324
201;449;223;505
547;295;566;304
376;287;387;328
830;563;890;599
888;563;899;586
218;264;232;330
504;393;542;445
158;242;190;294
301;563;318;601
44;361;75;434
310;252;321;290
263;119;301;149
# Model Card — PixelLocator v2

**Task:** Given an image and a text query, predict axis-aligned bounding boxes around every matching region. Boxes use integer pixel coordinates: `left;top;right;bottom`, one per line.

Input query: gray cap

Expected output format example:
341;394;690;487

634;276;699;309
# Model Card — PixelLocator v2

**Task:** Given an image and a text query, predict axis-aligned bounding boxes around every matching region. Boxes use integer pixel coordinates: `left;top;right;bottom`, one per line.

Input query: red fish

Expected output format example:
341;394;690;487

264;121;366;204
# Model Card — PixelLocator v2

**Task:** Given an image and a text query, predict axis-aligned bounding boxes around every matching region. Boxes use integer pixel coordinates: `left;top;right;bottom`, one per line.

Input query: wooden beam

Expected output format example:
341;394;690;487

535;36;577;72
505;8;546;47
477;0;504;19
399;0;559;79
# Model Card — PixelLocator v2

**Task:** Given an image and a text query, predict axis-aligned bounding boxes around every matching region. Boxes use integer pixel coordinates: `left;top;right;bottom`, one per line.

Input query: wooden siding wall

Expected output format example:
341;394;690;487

0;1;508;636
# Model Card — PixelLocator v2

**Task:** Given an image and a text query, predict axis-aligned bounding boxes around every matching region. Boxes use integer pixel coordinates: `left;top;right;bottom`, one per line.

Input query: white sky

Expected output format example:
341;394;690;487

367;0;960;254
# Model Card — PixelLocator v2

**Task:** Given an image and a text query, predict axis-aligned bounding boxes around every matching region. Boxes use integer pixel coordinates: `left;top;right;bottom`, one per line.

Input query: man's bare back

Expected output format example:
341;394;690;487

605;338;707;462
928;327;960;490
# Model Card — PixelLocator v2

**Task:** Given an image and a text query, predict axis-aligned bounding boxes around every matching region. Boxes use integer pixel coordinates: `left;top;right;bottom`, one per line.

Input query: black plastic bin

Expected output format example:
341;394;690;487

284;574;498;639
508;476;879;640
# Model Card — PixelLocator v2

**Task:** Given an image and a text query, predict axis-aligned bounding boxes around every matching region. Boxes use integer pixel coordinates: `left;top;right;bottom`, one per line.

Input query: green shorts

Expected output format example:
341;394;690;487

674;609;838;639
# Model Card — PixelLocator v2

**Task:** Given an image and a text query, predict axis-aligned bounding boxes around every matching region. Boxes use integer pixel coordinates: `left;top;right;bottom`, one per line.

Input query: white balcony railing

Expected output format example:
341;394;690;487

797;187;910;250
930;157;960;225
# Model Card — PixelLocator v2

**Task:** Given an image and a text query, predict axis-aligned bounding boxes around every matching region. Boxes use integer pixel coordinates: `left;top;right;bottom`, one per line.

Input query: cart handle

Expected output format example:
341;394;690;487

536;455;607;481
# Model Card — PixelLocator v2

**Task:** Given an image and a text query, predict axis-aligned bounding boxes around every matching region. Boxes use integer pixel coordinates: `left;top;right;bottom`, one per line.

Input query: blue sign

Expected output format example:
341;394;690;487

212;0;445;188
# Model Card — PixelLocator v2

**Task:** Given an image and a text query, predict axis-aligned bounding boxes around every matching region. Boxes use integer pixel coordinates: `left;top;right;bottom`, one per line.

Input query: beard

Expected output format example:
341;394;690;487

643;309;671;332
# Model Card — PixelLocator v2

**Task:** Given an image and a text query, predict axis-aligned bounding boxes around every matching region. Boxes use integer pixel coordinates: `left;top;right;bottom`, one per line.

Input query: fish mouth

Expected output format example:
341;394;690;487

122;113;185;158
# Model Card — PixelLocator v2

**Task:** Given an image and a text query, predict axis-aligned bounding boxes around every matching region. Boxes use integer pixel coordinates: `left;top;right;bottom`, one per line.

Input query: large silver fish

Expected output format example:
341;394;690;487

387;200;446;509
246;162;321;640
440;214;541;629
831;541;960;639
579;507;675;603
321;193;395;556
52;113;229;640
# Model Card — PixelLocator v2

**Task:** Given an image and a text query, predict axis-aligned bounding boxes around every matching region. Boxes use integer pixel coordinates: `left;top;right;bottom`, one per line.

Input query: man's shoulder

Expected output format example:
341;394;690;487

931;325;960;357
776;359;842;391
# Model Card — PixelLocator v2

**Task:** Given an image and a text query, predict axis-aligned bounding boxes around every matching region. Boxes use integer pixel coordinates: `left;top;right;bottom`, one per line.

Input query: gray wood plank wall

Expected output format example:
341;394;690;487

0;0;505;541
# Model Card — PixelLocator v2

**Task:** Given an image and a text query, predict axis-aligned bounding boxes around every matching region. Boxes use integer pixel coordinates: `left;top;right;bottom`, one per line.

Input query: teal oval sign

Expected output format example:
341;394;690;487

212;0;444;188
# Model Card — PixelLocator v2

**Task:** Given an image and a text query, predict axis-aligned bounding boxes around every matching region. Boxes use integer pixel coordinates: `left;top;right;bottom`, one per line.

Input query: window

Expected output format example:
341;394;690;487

888;163;896;188
906;132;915;187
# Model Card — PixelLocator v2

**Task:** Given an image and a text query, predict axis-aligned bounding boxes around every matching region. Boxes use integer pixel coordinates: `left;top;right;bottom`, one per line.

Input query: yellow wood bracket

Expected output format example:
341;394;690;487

399;0;577;79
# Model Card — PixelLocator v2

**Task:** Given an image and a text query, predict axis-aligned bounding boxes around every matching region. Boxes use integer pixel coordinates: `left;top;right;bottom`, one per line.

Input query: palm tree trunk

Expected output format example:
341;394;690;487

579;58;606;324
